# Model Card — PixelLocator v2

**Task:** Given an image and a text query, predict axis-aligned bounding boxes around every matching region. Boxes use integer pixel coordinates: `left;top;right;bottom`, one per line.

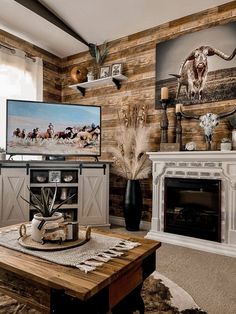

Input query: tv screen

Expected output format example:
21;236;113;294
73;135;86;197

6;99;101;157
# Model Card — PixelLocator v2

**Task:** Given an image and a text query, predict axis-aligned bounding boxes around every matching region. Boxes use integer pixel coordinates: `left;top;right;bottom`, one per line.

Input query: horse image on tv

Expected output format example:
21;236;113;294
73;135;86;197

7;100;101;156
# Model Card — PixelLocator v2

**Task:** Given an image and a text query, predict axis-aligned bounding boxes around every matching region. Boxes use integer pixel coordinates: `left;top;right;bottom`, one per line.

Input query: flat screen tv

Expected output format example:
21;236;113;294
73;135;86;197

6;99;101;157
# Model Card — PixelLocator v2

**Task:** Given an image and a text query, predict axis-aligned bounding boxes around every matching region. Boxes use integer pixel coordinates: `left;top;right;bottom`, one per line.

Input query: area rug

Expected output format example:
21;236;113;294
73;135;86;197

0;271;207;314
141;271;208;314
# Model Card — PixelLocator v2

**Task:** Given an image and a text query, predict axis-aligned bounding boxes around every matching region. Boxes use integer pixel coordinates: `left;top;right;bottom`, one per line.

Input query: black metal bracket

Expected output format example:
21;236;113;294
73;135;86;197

79;163;107;175
0;165;27;169
103;164;106;175
8;154;15;160
112;77;121;89
26;163;30;175
76;86;85;96
79;164;83;175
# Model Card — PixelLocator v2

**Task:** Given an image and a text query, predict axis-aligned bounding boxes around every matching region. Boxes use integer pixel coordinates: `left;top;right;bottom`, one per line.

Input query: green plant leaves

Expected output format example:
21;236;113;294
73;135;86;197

21;185;75;217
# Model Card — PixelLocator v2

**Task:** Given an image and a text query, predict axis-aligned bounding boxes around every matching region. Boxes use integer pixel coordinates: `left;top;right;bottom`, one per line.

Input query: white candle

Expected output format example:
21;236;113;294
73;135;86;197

176;103;182;113
161;87;169;100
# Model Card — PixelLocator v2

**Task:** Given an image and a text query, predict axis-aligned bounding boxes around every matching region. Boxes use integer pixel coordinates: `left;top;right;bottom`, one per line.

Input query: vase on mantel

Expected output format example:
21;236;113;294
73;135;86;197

123;179;143;231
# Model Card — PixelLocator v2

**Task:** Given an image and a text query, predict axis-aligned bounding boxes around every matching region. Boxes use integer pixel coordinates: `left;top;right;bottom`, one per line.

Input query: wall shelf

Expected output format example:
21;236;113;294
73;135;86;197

69;74;128;96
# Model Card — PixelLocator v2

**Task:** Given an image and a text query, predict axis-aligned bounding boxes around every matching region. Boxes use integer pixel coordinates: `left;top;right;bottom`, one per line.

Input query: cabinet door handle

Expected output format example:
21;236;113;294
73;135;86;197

26;163;29;175
79;164;83;175
103;164;106;175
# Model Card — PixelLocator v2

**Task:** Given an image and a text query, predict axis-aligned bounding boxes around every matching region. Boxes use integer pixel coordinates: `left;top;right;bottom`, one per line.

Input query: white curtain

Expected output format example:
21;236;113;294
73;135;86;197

0;45;43;159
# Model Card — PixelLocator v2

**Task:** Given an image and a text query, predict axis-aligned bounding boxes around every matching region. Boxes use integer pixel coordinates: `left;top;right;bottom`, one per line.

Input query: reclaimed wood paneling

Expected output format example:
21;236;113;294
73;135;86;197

1;2;236;224
61;2;236;223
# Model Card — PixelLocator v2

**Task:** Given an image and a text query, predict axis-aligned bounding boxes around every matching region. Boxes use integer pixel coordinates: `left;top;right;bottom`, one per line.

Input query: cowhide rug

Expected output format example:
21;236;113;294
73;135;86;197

0;271;207;314
141;271;207;314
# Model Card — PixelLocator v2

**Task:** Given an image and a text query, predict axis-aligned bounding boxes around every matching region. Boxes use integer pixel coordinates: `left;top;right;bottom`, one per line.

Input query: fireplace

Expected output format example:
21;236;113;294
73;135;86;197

146;151;236;257
164;178;221;242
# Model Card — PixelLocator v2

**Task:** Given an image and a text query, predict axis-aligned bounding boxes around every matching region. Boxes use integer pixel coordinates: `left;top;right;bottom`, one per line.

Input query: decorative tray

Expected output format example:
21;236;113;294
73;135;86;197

18;227;91;251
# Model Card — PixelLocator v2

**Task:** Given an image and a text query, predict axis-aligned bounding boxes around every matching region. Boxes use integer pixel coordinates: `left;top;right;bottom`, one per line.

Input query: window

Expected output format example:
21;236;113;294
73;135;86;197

0;46;43;159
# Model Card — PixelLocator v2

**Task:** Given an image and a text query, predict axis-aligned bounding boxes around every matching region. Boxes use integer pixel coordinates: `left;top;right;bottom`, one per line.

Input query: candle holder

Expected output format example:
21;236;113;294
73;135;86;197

160;99;169;143
175;112;182;149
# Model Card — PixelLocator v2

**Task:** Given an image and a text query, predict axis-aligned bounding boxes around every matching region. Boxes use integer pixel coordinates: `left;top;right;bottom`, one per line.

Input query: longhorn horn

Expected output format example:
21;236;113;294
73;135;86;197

180;107;200;120
217;107;236;120
206;46;236;61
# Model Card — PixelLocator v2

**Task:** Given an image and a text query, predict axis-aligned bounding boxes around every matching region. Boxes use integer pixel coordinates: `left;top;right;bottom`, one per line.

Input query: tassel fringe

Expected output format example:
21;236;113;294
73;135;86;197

76;240;140;273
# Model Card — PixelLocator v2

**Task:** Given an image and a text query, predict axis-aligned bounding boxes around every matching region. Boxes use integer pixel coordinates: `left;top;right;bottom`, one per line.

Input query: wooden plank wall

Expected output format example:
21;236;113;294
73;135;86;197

1;2;236;223
62;1;236;221
61;2;236;222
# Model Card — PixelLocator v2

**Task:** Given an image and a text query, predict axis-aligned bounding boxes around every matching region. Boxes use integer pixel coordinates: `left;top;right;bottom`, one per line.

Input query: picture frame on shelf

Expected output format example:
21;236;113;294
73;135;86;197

48;170;61;183
111;63;123;76
99;66;110;78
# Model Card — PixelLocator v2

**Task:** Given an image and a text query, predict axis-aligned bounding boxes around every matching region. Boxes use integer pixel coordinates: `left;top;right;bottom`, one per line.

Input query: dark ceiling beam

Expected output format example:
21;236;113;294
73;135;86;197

14;0;96;57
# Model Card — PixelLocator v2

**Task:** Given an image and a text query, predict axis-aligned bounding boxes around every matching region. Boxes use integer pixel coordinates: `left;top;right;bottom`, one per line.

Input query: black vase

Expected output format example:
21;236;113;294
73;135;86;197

123;179;142;231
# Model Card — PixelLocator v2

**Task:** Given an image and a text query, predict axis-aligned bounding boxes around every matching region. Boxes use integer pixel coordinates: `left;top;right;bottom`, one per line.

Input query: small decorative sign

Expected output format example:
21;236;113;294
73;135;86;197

100;66;110;78
48;170;61;183
111;63;123;76
160;143;181;152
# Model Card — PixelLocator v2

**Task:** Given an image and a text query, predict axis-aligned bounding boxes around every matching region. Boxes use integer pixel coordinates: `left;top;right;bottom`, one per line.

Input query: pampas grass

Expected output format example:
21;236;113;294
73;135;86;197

111;104;151;180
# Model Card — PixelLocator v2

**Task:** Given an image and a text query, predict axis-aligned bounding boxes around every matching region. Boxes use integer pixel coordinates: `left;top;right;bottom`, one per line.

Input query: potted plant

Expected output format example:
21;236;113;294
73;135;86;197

111;104;151;231
0;147;6;160
21;186;75;242
220;138;232;151
89;41;109;80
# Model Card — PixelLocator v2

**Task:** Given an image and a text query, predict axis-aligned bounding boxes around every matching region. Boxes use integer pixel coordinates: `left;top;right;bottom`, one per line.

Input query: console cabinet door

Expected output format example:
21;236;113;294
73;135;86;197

0;168;29;227
79;166;109;226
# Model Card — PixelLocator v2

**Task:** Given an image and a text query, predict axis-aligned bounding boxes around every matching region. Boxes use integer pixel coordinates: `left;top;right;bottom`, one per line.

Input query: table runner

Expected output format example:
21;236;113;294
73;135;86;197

0;225;140;273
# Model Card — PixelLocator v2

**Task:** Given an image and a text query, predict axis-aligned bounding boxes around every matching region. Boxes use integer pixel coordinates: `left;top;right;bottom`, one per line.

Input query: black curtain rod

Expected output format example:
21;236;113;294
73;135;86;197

0;43;15;52
0;43;36;61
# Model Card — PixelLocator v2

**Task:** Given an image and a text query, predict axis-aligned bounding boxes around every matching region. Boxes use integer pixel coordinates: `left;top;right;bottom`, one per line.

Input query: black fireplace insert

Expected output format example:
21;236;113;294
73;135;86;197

164;178;221;242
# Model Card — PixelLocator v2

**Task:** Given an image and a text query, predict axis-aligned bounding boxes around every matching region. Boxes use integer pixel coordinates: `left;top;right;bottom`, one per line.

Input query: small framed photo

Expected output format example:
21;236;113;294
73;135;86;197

48;170;61;183
100;66;110;78
111;63;123;76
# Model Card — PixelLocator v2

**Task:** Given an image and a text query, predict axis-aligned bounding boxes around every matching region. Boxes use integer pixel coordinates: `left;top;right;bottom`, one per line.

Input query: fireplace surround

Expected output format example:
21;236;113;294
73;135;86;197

146;151;236;257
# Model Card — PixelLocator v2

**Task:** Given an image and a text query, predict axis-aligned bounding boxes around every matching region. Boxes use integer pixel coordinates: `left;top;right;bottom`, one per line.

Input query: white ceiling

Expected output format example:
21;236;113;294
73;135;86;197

0;0;232;58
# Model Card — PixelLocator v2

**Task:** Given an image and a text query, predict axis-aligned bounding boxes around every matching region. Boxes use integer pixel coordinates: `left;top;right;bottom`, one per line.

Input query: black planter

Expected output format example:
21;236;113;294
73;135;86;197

123;179;143;231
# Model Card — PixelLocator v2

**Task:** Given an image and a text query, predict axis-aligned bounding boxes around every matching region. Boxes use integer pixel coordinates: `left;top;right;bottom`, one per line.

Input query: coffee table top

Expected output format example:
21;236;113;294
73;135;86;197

0;225;161;301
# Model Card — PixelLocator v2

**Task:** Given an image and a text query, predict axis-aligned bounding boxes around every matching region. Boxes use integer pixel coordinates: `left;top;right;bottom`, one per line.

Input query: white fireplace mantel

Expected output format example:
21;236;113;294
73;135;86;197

146;151;236;257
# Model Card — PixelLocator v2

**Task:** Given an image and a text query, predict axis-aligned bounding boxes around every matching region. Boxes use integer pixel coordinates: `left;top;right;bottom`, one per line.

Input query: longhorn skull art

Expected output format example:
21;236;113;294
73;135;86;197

180;106;236;150
170;46;236;101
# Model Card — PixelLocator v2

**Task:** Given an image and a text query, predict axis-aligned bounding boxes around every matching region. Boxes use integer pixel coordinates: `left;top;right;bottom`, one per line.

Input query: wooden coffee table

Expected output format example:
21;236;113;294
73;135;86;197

0;225;161;314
